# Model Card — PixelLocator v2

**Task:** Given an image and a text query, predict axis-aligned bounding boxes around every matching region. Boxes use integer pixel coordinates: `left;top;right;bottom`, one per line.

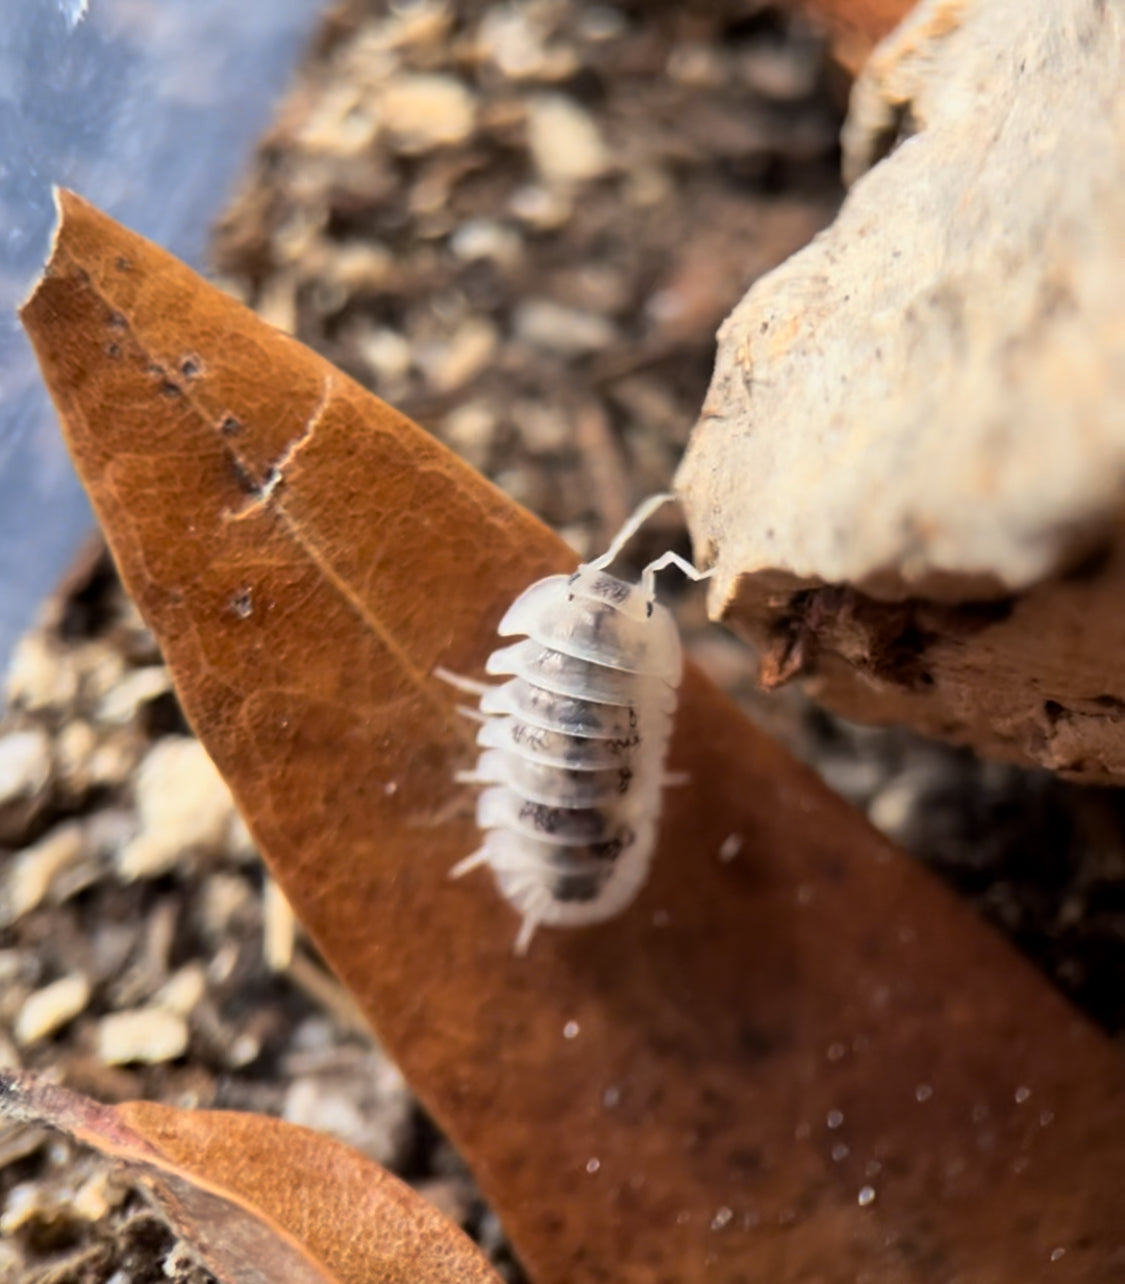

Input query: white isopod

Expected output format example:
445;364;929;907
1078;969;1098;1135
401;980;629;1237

437;493;708;953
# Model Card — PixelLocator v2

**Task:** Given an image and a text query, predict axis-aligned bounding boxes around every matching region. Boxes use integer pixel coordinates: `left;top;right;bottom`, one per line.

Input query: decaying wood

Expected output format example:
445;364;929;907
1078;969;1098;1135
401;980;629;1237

677;0;1125;781
22;191;1125;1283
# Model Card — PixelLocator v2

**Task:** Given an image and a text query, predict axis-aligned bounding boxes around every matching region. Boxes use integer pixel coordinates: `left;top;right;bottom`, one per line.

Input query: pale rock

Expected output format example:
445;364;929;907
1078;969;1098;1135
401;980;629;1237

6;633;79;711
321;240;394;292
87;729;143;791
449;217;522;266
96;665;172;725
476;6;578;81
0;729;51;803
255;274;298;336
96;1007;189;1065
576;7;627;42
14;973;91;1045
351;1;451;58
1;1182;46;1234
0;728;51;841
226;809;259;863
526;94;611;185
514;298;616;356
378;74;476;154
79;642;127;703
1;821;85;924
417;317;498;391
283;1077;369;1148
283;1055;412;1165
152;962;207;1016
442;401;497;471
508;183;571;230
666;42;728;89
72;1168;117;1222
201;873;255;939
263;877;297;972
117;737;235;880
357;326;414;385
677;0;1125;781
512;399;570;453
296;82;379;157
54;719;97;793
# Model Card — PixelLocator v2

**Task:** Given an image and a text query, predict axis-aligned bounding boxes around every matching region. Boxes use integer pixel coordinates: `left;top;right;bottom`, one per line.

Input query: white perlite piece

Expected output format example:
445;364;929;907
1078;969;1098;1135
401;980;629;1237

0;821;85;925
676;0;1125;781
117;736;236;879
14;973;91;1045
377;74;477;154
0;729;51;808
96;1007;189;1066
526;94;611;186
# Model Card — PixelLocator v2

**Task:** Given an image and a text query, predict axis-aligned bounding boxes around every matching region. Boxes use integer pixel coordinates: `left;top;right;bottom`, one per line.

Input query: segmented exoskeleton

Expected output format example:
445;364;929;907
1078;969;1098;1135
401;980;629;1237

438;494;708;953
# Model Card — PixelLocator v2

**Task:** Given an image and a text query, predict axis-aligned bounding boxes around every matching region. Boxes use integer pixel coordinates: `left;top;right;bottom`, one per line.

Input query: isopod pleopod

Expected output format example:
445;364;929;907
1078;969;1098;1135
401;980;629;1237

437;493;708;953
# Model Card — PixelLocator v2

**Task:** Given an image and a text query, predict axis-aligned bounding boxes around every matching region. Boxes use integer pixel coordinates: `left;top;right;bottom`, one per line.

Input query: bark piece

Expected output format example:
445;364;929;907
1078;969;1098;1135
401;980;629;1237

677;0;1125;780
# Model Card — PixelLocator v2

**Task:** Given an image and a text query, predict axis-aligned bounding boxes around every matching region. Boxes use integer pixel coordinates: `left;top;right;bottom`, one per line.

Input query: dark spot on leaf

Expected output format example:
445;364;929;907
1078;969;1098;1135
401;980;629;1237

736;1023;776;1063
105;342;122;359
1093;694;1125;712
228;456;258;495
180;355;203;379
220;414;243;438
230;587;254;620
115;255;132;272
159;380;182;399
1060;541;1113;583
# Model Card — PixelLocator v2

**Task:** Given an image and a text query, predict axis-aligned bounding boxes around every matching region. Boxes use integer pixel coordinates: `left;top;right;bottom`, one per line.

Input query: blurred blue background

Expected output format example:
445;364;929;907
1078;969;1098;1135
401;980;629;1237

0;0;325;692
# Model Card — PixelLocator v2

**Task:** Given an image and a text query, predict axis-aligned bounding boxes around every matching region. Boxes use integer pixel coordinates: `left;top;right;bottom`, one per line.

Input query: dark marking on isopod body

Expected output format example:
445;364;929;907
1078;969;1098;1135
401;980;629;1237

511;722;550;753
589;831;633;863
518;801;609;842
593;575;631;604
549;871;605;903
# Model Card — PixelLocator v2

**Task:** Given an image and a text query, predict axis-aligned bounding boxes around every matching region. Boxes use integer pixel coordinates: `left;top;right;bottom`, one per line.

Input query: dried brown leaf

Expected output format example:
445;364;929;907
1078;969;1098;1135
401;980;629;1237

0;1070;501;1284
20;191;1125;1283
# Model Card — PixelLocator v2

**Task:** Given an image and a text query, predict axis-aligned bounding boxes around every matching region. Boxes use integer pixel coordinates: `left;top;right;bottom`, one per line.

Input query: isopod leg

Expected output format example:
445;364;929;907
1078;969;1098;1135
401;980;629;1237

514;908;544;956
453;704;490;725
450;848;490;879
433;665;494;697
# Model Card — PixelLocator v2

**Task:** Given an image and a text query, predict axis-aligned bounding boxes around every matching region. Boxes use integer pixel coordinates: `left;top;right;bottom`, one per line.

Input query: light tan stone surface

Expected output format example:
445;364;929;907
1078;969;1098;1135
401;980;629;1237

677;0;1125;779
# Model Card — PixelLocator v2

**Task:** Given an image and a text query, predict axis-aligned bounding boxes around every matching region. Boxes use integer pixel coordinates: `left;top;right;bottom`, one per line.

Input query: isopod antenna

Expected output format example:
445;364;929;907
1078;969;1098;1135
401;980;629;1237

585;491;713;599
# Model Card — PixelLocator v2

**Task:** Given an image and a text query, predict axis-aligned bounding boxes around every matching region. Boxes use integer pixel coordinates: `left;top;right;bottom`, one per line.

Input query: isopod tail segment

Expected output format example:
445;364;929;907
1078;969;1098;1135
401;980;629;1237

437;490;713;955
